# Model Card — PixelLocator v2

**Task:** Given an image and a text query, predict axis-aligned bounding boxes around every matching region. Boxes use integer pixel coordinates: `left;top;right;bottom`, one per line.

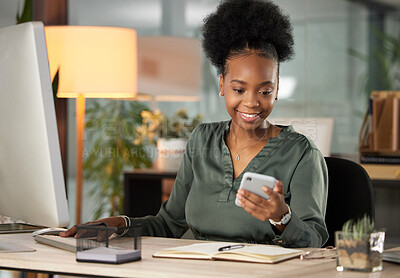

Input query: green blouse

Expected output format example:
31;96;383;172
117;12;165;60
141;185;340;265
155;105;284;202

131;121;329;248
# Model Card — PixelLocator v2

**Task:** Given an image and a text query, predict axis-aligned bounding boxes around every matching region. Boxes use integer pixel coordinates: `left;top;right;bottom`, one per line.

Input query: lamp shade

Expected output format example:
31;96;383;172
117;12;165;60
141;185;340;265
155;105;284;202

138;36;201;101
45;26;137;98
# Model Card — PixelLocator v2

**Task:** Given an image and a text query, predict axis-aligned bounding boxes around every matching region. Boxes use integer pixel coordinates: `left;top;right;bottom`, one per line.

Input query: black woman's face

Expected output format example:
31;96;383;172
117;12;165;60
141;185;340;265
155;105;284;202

219;53;279;133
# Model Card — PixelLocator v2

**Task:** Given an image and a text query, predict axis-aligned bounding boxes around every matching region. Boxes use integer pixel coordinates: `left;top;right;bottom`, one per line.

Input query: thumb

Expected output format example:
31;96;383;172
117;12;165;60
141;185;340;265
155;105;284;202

273;180;284;195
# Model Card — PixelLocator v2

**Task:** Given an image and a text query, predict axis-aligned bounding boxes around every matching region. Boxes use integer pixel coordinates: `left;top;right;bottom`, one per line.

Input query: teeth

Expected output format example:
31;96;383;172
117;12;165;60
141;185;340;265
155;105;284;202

241;112;258;118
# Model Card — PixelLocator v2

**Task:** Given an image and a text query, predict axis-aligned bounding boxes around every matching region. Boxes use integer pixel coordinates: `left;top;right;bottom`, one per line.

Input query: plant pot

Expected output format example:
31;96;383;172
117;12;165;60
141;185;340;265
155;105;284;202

154;138;187;172
335;231;385;272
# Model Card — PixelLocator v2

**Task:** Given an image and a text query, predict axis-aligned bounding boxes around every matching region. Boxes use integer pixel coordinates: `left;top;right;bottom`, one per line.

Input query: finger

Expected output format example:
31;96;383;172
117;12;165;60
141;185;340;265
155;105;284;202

238;197;269;221
237;188;247;196
238;196;261;212
97;230;109;242
59;219;99;238
261;185;279;202
238;190;268;208
273;180;284;194
237;191;271;213
59;226;77;237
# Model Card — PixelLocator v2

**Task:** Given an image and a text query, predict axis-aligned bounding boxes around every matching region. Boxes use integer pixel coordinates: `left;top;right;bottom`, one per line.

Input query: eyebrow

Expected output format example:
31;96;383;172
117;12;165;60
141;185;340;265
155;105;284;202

230;79;275;86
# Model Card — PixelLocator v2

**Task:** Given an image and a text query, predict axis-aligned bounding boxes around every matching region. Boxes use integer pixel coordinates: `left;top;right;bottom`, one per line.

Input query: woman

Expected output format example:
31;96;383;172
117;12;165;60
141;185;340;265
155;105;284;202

61;0;328;248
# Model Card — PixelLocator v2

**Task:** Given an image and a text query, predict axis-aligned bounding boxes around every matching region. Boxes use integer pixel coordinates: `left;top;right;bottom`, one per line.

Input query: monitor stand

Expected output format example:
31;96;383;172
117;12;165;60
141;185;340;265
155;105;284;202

0;223;46;234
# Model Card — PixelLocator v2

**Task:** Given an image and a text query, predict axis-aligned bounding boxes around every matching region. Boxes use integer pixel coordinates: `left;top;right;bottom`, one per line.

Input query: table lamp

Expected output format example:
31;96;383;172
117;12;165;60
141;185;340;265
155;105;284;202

45;26;138;224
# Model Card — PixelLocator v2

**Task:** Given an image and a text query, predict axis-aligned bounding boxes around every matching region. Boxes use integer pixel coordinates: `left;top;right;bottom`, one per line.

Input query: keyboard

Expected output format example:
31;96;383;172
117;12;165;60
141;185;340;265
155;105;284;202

33;235;76;252
33;234;123;253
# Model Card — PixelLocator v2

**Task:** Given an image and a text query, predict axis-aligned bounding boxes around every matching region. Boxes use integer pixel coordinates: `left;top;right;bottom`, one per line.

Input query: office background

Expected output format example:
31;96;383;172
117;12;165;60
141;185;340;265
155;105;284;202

0;0;399;229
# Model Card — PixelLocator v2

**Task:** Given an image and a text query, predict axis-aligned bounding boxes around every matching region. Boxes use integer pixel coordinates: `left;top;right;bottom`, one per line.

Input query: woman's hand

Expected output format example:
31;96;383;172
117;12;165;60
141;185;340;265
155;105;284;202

236;180;289;230
59;216;126;238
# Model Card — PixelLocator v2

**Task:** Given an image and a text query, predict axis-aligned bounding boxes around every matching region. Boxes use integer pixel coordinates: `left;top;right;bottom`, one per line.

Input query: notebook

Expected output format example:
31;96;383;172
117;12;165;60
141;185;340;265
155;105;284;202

153;242;303;264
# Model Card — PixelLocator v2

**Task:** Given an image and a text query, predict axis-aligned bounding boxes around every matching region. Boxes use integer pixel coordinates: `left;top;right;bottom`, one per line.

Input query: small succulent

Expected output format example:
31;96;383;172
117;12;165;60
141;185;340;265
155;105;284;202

342;214;375;241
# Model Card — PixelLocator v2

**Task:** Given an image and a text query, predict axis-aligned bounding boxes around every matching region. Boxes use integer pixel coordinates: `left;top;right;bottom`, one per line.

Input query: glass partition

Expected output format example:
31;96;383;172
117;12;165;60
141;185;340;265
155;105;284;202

68;0;400;156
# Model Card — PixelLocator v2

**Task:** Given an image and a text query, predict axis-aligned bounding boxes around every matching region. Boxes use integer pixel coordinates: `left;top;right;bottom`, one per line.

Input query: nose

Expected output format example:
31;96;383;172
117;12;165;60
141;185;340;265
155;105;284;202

242;91;259;107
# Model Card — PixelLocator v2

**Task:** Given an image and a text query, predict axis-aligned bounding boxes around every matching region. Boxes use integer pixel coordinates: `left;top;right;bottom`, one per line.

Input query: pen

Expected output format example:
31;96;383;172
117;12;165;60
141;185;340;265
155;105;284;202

218;244;245;251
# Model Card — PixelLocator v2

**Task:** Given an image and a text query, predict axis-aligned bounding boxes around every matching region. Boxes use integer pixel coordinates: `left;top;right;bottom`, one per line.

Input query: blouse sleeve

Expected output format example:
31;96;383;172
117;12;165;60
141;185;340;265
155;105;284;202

128;131;196;238
272;146;329;248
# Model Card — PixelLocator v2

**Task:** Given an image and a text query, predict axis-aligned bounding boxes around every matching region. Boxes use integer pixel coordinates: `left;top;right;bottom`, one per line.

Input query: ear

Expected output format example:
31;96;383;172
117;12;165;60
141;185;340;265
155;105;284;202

219;74;224;96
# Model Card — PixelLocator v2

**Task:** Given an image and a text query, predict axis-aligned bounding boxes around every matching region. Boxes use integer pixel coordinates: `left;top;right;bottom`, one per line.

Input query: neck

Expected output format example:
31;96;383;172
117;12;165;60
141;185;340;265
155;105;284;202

229;121;270;143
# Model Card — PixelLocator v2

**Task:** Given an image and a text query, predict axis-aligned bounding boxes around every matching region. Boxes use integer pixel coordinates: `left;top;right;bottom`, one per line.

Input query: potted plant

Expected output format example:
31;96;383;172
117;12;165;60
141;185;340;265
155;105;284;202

135;109;202;171
349;29;400;102
335;215;385;272
84;100;152;218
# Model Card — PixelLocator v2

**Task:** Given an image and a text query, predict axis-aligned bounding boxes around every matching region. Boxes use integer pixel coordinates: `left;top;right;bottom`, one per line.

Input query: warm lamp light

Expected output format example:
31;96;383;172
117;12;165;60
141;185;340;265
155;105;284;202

45;26;138;98
45;26;138;224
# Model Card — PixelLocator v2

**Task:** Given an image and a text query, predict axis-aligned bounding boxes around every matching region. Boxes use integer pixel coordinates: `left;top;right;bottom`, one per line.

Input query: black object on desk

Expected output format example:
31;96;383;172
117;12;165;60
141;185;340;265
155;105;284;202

124;169;177;217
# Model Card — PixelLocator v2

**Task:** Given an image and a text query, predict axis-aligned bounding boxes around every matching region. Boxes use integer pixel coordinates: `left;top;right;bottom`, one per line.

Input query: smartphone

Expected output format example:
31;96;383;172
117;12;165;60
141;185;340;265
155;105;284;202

235;172;276;206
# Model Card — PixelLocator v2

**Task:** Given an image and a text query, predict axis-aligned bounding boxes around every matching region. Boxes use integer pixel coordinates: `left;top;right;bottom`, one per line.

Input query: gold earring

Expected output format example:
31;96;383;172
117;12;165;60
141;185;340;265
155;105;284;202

219;91;224;98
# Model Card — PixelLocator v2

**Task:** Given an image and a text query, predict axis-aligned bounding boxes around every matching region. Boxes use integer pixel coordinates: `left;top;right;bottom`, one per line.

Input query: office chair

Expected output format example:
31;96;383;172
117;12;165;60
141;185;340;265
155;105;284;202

323;157;375;247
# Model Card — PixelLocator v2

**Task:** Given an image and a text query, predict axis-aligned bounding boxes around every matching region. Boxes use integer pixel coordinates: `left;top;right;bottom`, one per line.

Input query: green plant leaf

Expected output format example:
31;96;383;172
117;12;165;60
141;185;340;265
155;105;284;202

84;99;152;217
136;108;202;144
349;28;400;102
348;48;368;61
16;0;33;24
52;68;59;104
341;214;374;241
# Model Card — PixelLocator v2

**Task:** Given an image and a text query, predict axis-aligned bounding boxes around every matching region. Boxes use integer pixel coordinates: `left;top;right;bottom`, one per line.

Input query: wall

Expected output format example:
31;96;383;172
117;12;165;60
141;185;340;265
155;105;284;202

67;0;370;157
0;1;19;27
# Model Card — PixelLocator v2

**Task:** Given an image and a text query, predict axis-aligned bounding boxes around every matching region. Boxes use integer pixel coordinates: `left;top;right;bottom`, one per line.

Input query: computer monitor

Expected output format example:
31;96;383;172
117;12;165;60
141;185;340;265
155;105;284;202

0;22;69;232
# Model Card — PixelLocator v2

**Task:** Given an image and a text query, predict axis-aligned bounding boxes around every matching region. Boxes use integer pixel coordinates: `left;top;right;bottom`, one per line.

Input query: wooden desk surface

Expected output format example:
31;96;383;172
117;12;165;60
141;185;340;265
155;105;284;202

0;233;399;278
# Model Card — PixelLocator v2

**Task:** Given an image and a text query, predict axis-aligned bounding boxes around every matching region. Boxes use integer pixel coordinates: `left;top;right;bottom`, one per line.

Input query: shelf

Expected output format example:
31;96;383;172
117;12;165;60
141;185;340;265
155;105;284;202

360;163;400;181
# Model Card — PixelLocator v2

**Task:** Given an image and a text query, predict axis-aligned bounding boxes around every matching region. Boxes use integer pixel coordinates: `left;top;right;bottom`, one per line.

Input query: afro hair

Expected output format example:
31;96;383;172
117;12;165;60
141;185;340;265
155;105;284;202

201;0;294;75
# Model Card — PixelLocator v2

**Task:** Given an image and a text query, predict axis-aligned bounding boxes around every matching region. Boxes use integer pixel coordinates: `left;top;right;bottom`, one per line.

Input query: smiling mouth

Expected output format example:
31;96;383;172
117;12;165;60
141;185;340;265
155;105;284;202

237;111;262;120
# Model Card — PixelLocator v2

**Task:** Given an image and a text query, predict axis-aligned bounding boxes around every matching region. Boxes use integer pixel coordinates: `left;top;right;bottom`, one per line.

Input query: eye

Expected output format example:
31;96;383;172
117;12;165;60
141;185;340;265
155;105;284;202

233;88;245;93
260;90;272;96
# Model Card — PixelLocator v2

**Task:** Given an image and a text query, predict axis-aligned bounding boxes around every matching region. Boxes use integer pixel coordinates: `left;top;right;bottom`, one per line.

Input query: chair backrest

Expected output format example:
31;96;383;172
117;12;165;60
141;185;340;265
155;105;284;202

323;157;375;247
268;117;334;156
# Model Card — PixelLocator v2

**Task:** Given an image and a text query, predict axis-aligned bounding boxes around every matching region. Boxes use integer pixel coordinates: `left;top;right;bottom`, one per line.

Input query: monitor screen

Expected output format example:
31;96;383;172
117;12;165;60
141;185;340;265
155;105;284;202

0;22;69;230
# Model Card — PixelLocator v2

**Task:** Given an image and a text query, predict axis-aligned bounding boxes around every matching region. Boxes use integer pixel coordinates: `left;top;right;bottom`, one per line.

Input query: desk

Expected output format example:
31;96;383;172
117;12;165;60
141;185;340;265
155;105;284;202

361;164;400;181
0;233;399;277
